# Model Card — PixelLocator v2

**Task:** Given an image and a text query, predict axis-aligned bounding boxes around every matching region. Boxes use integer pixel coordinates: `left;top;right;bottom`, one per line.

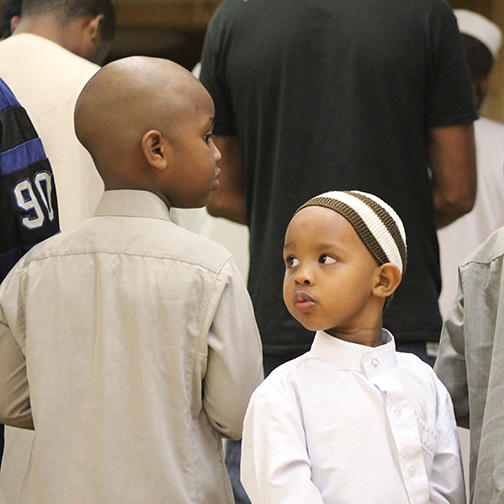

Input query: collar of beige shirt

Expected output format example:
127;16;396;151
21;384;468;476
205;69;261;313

93;189;171;221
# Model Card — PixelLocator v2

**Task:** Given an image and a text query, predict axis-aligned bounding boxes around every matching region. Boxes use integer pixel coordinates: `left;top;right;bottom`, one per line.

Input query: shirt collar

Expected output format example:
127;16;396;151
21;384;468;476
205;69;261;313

93;190;172;222
310;329;397;377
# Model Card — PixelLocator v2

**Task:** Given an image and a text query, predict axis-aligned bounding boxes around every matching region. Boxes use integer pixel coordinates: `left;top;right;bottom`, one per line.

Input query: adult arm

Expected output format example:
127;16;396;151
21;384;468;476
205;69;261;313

434;274;469;428
206;135;247;225
428;123;476;229
203;257;263;439
428;376;466;504
241;390;324;504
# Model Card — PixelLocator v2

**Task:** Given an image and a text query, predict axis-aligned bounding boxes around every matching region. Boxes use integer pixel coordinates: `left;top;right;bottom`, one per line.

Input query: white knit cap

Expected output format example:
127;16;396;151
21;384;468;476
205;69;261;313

455;9;502;59
297;190;407;275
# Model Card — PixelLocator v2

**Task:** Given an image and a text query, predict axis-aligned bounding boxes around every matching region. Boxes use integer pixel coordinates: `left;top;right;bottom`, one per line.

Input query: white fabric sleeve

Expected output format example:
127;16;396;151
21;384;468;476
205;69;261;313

0;267;33;429
203;257;263;440
428;375;466;504
241;389;324;504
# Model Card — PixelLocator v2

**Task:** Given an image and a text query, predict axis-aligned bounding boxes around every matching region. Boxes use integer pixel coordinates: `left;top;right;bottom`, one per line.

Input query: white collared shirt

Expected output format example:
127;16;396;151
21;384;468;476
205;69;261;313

241;330;464;504
0;190;263;504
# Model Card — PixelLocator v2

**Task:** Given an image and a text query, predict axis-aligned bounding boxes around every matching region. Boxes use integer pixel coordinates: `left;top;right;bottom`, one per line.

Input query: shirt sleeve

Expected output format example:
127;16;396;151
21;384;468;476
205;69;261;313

0;266;33;429
428;373;466;504
200;13;237;136
426;2;477;127
202;257;263;439
434;271;469;427
241;387;325;504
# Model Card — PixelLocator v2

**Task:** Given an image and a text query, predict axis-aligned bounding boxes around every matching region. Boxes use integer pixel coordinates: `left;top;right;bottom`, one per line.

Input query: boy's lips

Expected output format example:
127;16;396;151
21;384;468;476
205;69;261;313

212;167;221;190
293;290;316;311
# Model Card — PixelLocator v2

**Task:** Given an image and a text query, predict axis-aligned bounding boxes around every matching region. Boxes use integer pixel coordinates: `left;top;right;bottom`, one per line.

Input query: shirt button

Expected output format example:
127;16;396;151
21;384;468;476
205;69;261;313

393;406;401;416
371;358;379;368
409;465;417;477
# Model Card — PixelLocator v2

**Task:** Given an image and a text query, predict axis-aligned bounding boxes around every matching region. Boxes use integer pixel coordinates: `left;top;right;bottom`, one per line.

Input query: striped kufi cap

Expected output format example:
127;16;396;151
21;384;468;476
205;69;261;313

297;190;407;275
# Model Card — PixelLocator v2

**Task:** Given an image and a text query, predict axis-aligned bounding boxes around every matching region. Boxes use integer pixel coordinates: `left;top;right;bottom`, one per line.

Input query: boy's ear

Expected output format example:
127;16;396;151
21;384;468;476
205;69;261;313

141;130;169;170
85;14;104;44
372;263;402;299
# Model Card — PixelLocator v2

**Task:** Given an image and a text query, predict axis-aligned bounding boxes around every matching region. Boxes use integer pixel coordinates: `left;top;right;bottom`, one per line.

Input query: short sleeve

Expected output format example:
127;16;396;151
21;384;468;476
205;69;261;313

426;2;477;127
200;11;237;136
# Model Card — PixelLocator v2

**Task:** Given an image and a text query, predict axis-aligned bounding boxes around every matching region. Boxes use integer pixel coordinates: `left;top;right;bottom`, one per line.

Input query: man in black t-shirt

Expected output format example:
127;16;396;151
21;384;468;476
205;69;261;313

200;2;476;501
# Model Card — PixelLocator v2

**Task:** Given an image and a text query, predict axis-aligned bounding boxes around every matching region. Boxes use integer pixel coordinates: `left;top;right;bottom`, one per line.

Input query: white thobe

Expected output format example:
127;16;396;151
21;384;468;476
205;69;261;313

241;329;465;504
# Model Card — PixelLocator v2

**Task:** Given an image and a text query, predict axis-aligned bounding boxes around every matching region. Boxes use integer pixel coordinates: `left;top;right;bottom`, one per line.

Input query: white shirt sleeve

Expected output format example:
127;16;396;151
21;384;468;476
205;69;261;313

203;257;263;440
428;374;466;504
241;387;324;504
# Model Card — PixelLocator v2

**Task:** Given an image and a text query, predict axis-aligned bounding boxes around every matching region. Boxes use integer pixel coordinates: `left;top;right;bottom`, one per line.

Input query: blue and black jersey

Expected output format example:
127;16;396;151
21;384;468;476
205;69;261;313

0;78;59;282
0;78;59;468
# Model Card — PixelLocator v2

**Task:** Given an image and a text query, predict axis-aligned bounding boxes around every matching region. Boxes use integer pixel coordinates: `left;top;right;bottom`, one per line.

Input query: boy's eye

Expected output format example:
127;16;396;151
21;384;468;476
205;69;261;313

319;254;336;265
204;133;214;144
286;256;299;268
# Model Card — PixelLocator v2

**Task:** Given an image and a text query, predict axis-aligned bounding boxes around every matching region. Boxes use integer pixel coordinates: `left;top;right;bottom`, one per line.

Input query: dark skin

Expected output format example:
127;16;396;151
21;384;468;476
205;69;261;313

208;125;476;230
75;57;221;209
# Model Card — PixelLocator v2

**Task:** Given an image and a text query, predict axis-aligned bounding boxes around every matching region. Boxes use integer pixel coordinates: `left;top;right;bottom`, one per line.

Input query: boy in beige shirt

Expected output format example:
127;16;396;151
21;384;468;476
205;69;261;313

0;57;263;504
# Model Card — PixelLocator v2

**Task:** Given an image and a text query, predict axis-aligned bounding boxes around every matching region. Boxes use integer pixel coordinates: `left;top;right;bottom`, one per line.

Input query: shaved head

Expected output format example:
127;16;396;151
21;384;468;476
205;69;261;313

75;56;209;188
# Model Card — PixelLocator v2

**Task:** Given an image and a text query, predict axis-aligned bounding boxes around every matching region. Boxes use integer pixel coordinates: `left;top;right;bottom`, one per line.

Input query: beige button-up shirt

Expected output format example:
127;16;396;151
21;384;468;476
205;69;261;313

0;190;263;504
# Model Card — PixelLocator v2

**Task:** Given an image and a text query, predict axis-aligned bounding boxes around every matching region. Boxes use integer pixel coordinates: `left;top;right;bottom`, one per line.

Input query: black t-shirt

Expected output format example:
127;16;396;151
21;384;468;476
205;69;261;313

201;0;477;359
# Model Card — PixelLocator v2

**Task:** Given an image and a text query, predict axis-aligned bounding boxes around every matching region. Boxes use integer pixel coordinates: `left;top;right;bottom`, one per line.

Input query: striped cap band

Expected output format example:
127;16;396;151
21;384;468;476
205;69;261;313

296;190;407;275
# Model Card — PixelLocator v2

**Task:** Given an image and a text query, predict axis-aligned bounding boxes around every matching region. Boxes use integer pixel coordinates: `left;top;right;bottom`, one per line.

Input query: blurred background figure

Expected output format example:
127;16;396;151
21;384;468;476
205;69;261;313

438;9;504;317
0;77;59;504
0;0;115;231
1;0;21;38
200;1;477;501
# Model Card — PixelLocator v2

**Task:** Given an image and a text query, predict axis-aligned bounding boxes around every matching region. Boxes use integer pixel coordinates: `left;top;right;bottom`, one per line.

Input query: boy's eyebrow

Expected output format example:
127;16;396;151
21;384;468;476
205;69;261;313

316;242;346;252
284;241;295;250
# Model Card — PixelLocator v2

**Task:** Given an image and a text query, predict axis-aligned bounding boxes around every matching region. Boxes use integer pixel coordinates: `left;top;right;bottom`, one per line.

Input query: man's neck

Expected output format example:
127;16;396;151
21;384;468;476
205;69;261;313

13;15;65;46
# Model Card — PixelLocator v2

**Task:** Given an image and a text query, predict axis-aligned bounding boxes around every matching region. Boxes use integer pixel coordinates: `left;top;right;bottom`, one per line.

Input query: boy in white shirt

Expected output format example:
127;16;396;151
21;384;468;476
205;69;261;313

240;190;464;504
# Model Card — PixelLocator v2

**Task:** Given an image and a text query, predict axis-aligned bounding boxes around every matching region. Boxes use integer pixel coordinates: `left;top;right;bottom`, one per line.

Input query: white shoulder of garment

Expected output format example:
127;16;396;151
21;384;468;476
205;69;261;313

0;33;99;109
241;330;465;504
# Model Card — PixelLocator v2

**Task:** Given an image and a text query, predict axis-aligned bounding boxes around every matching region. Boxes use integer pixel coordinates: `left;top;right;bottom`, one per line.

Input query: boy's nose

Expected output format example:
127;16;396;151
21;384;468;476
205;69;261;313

213;142;222;162
294;266;313;285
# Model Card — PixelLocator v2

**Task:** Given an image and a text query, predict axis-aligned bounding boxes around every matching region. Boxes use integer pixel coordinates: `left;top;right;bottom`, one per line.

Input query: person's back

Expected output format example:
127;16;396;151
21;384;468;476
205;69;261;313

0;0;115;230
0;76;60;497
201;0;476;363
0;57;263;504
